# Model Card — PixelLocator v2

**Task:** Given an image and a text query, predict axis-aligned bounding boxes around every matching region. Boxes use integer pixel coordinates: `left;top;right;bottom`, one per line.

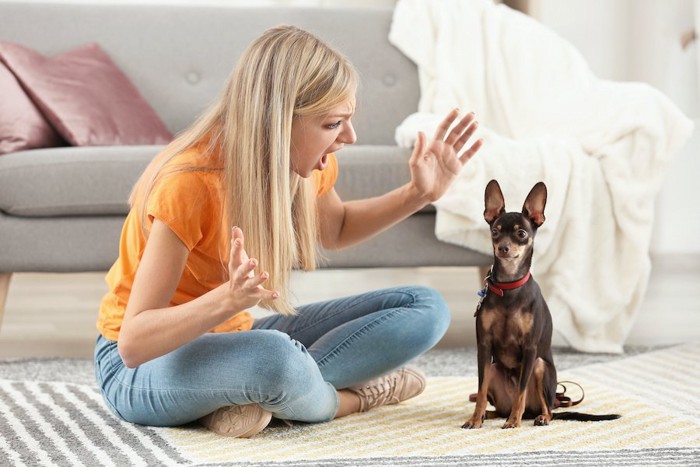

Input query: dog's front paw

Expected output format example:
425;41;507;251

502;417;521;429
461;414;484;429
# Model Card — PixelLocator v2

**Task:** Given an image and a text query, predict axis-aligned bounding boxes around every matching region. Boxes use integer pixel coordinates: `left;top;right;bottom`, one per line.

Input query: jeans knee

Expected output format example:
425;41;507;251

408;285;451;344
254;331;329;401
251;331;337;421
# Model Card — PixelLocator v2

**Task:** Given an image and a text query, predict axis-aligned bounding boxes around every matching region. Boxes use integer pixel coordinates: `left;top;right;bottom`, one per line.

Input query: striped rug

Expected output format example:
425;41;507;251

1;343;699;466
0;379;186;465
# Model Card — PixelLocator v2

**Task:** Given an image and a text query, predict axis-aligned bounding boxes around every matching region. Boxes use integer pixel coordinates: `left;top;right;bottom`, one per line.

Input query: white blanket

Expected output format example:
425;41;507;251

390;0;694;353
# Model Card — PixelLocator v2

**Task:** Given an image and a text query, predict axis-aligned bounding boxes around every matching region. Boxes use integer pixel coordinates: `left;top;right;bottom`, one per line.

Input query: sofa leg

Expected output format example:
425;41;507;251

0;272;11;335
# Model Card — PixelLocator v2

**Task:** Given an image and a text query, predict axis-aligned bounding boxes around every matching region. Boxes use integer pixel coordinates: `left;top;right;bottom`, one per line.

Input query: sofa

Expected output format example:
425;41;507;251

0;2;491;329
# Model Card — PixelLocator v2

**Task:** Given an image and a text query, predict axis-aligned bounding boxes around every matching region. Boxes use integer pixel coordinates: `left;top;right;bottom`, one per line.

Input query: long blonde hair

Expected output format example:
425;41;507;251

130;25;358;315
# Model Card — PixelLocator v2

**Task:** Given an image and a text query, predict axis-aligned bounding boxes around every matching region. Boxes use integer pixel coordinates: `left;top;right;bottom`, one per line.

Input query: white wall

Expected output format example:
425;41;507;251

533;0;699;253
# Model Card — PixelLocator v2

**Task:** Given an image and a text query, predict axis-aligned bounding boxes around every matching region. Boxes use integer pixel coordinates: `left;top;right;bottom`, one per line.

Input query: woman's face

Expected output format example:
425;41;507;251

290;96;357;178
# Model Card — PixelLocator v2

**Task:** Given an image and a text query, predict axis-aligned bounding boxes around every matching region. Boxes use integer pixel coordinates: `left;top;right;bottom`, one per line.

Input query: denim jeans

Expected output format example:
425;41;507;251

94;285;450;427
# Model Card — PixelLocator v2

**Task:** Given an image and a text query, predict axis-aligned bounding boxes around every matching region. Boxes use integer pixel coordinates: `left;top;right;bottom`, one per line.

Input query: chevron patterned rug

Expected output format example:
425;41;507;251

1;343;699;466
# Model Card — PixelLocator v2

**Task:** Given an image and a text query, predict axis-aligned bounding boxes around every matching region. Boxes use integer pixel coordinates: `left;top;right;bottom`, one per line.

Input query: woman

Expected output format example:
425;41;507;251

95;25;483;438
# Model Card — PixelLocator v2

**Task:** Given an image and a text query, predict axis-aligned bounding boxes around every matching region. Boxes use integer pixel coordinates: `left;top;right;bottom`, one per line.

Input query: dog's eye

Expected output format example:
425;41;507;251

517;229;528;239
491;228;499;237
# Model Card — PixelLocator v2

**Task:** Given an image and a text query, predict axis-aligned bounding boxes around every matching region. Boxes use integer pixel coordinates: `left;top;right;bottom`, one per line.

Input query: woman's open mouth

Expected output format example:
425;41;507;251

317;153;329;171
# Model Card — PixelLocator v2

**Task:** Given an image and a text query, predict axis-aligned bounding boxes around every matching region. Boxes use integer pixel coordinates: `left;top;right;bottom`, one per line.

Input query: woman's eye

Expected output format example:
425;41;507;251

326;121;342;129
517;229;528;239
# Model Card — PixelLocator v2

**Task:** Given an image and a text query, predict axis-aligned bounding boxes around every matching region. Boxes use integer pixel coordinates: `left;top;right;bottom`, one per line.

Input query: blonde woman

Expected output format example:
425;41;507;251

94;25;482;438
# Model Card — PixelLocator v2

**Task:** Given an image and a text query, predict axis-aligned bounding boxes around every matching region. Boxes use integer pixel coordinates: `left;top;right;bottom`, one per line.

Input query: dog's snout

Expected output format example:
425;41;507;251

498;245;510;254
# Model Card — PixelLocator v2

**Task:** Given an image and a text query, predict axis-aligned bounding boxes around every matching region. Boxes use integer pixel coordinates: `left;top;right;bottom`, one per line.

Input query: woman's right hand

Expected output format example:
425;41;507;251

227;227;278;310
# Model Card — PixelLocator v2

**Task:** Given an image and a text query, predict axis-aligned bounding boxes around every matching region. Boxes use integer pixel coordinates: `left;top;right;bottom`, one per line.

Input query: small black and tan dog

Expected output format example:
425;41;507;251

462;180;620;429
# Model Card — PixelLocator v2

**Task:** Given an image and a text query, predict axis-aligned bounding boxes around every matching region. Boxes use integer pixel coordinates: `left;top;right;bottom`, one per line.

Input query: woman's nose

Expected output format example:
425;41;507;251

340;121;357;144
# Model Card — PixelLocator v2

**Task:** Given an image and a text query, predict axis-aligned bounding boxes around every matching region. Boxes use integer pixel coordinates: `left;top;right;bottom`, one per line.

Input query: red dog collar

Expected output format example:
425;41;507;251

487;271;531;297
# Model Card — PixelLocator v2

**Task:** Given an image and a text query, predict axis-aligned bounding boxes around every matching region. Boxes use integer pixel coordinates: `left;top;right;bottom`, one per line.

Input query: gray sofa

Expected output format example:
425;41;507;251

0;2;490;328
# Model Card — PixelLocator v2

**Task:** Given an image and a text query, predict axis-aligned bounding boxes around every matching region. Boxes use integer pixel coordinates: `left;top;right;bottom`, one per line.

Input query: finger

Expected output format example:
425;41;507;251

234;228;249;264
458;138;484;165
229;236;242;276
233;258;257;287
445;112;476;146
229;227;241;261
433;108;460;141
243;258;257;279
244;274;279;300
257;287;280;301
246;270;269;289
409;131;427;164
453;120;479;153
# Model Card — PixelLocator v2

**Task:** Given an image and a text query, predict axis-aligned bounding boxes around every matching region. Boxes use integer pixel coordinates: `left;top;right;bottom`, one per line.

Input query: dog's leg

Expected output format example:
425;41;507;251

532;358;553;426
462;363;492;428
462;345;494;429
503;349;537;429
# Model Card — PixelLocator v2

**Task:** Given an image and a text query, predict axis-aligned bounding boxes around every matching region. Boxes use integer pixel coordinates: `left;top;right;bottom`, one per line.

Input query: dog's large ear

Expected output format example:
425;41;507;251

522;182;547;227
484;180;506;224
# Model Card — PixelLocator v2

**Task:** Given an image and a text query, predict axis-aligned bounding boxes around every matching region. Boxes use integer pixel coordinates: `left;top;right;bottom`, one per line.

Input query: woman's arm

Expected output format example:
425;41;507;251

318;110;483;250
118;221;276;367
317;183;428;250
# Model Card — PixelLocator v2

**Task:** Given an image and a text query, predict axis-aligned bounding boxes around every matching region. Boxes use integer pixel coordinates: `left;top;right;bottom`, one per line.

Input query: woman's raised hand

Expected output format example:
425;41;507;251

228;227;278;310
409;109;483;202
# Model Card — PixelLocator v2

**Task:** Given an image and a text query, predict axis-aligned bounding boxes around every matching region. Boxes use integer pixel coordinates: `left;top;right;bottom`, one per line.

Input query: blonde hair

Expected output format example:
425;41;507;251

129;26;358;315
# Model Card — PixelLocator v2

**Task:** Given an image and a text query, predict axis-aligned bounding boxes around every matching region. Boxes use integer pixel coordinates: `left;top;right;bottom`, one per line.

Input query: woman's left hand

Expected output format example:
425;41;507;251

409;109;483;202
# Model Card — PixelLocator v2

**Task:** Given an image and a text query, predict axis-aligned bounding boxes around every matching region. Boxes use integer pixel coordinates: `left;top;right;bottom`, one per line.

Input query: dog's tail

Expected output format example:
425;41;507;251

552;411;621;422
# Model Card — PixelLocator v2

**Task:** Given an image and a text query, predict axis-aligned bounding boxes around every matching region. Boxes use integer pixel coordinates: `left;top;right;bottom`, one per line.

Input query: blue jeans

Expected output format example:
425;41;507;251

94;285;450;427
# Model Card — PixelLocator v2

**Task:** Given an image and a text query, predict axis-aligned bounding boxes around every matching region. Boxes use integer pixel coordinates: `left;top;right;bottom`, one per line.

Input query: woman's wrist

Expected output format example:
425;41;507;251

404;182;432;211
210;284;245;322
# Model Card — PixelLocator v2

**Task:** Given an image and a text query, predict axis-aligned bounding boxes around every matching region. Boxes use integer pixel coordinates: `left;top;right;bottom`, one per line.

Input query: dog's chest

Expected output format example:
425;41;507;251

479;305;534;361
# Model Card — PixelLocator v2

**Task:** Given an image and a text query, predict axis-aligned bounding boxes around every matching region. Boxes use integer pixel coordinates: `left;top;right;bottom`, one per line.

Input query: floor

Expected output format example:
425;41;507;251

0;254;698;359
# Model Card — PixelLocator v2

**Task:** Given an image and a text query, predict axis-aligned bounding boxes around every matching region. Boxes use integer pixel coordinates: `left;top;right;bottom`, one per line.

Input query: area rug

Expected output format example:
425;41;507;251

1;344;699;466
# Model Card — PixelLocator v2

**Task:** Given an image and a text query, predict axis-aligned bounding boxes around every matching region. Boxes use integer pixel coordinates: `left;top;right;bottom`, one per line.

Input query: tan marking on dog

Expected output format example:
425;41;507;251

512;310;534;335
504;389;528;428
502;308;534;339
481;309;496;332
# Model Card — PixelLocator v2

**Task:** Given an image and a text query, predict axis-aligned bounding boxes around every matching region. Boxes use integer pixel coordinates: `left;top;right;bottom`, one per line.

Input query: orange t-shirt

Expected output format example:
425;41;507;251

96;148;338;341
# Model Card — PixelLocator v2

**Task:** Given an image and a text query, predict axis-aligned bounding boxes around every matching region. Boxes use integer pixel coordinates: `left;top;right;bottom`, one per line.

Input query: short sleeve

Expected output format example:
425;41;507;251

146;171;214;251
312;152;338;196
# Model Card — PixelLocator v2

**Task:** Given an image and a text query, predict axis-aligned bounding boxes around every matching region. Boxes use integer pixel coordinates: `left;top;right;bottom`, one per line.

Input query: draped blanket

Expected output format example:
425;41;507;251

390;0;694;352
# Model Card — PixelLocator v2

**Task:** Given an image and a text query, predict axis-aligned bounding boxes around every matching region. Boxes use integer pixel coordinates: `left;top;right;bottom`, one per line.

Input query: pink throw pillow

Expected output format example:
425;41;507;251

0;42;172;146
0;62;64;154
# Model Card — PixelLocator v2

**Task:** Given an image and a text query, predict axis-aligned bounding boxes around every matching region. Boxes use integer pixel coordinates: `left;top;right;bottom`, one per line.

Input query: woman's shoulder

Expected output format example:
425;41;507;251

151;143;223;208
169;139;224;171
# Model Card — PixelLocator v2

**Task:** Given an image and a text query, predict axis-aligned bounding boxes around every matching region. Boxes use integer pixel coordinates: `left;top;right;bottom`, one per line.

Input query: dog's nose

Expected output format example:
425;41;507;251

498;245;510;254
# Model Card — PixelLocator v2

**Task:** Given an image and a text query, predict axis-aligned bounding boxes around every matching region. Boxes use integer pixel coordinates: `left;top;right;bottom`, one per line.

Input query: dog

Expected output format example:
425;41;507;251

462;180;620;429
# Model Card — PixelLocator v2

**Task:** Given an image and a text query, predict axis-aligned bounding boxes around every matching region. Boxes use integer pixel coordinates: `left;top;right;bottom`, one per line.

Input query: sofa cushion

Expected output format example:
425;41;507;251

0;62;64;154
0;146;157;217
334;146;435;213
0;145;434;218
0;41;172;147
